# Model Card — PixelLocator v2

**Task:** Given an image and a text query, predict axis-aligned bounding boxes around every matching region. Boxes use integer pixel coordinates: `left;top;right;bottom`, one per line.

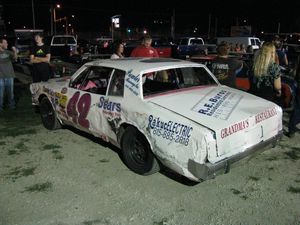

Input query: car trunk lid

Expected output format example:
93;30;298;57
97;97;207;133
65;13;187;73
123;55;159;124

147;86;282;163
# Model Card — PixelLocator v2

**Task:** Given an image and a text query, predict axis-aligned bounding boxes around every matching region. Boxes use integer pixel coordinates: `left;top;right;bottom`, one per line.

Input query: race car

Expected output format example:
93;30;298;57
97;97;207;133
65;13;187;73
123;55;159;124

30;58;283;182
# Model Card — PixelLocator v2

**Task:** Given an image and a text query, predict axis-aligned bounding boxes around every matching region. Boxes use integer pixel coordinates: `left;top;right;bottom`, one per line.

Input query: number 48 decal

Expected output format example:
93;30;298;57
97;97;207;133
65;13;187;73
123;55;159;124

66;91;91;128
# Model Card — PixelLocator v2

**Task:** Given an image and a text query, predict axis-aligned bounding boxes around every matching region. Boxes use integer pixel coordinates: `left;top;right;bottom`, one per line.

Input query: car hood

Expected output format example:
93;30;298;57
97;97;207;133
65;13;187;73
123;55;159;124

147;85;282;162
46;77;71;88
30;77;71;97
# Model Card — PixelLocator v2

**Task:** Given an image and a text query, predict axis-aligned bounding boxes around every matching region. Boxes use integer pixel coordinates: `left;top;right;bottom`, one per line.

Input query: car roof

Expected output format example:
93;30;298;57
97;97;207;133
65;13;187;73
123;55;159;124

178;37;204;39
52;35;76;37
85;57;203;72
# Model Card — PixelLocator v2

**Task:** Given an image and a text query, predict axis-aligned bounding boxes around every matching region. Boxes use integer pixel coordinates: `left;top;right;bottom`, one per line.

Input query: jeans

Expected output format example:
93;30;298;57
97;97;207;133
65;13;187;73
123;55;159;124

0;77;15;111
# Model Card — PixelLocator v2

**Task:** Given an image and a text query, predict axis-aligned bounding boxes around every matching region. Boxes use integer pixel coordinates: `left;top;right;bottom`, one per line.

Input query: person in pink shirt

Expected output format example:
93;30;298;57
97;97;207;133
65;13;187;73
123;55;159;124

130;35;159;58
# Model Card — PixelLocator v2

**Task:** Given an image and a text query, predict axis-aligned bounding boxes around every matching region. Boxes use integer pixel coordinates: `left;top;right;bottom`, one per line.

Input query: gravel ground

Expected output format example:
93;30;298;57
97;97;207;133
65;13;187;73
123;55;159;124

0;84;300;225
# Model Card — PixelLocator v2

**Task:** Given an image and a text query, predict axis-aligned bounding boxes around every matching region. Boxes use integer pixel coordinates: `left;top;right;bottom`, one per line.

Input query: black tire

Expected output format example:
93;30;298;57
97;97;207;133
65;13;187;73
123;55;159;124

40;97;61;130
121;126;160;175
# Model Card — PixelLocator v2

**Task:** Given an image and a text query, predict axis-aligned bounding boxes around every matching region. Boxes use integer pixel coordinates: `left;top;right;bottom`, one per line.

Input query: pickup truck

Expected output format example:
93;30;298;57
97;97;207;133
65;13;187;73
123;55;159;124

175;37;216;59
50;35;77;58
175;37;205;59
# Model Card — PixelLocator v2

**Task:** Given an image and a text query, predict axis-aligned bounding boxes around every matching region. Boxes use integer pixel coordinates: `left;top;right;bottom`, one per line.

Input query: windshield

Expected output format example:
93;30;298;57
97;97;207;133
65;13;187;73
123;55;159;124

52;37;76;45
190;39;203;45
142;67;217;97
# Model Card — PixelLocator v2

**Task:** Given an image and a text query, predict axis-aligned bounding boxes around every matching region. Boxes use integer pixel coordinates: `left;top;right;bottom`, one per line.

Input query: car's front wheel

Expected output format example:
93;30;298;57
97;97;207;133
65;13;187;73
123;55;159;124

40;97;62;130
121;126;160;175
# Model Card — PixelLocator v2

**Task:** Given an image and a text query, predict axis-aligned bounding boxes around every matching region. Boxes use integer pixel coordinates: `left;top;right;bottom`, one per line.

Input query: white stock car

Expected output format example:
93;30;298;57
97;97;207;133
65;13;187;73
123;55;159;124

30;58;283;182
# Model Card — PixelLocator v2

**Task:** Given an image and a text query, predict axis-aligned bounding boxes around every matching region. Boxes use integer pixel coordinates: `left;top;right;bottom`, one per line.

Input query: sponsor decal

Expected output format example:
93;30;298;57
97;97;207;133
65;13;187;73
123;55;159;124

192;89;242;120
66;92;91;128
125;69;139;96
255;107;277;124
221;119;249;139
148;115;193;146
97;96;121;117
42;87;68;110
61;87;68;94
54;92;68;108
41;87;69;118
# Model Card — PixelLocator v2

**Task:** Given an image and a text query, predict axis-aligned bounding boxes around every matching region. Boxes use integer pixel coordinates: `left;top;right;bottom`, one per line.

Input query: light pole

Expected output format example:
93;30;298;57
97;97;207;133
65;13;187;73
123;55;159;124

71;15;75;34
31;0;36;29
50;6;53;35
111;14;121;42
53;4;61;35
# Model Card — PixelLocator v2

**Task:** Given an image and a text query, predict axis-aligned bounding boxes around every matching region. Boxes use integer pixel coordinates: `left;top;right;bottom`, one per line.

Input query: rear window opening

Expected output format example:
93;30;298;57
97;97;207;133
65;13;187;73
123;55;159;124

51;36;77;45
142;67;217;97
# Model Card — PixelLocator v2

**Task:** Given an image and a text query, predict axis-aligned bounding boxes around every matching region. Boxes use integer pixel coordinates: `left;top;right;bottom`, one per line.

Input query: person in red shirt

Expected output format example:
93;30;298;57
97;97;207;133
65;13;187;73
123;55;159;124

130;35;159;57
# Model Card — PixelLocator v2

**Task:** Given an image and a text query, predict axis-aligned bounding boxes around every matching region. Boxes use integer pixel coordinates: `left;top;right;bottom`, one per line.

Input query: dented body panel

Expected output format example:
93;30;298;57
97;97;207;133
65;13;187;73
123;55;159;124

30;58;283;181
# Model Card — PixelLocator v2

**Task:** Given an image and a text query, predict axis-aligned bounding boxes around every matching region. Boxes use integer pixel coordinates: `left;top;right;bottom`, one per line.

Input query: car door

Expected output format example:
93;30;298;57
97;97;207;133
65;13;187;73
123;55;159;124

65;66;113;135
94;68;126;142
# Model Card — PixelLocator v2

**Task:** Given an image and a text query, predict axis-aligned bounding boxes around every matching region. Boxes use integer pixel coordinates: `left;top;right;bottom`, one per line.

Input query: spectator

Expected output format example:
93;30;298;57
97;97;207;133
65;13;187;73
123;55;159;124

130;35;159;58
0;38;17;111
275;40;289;67
287;55;300;138
246;45;254;54
209;41;243;88
239;44;246;53
249;42;282;103
234;43;241;52
111;42;125;59
30;33;52;83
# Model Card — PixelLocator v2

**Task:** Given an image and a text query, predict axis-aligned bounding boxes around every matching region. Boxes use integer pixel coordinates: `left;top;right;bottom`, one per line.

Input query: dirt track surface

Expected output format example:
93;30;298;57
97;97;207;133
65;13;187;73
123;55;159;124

0;86;300;225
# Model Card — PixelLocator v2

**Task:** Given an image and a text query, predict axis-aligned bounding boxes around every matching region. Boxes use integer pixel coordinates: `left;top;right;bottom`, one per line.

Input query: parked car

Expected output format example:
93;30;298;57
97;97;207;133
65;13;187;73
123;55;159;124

30;58;282;182
14;37;35;63
50;35;77;58
151;38;175;58
175;37;207;59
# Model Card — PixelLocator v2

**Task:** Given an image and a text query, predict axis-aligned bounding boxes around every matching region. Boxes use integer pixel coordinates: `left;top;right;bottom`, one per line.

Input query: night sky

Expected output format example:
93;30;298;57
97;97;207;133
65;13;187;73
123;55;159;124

2;0;300;37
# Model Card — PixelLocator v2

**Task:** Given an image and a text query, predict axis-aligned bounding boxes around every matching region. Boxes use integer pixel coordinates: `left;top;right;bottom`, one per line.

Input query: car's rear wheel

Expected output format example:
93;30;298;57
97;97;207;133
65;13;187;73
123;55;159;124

121;126;160;175
40;97;61;130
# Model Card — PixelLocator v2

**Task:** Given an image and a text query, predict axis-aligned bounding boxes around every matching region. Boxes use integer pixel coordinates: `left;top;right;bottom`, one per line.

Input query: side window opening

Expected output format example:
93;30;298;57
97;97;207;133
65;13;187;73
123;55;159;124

70;66;113;95
70;67;89;89
108;69;126;97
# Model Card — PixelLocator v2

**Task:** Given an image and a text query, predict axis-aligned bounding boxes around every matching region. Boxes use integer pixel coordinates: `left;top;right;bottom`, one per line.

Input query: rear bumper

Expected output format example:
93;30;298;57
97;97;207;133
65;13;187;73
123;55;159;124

188;131;283;181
